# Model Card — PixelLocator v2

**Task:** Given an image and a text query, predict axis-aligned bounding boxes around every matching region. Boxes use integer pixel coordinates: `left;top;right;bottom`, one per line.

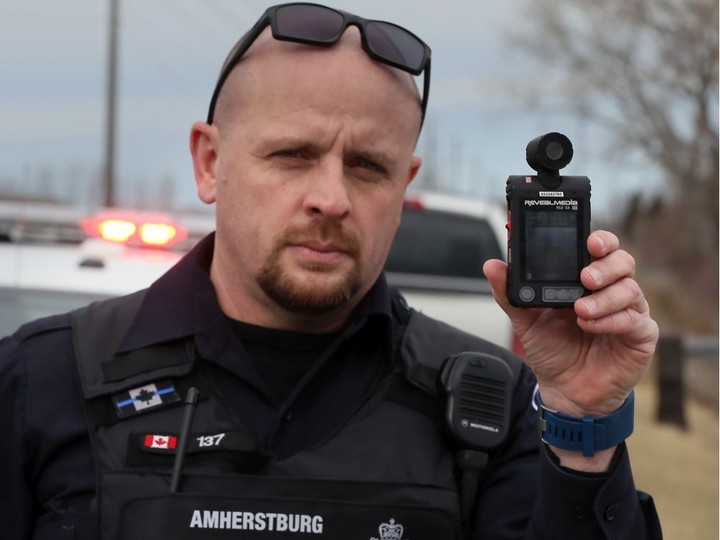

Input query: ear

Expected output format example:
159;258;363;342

190;121;220;204
406;155;422;187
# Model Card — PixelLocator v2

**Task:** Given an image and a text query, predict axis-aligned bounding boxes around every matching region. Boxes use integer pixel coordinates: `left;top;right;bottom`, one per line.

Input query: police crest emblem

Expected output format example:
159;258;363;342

370;518;406;540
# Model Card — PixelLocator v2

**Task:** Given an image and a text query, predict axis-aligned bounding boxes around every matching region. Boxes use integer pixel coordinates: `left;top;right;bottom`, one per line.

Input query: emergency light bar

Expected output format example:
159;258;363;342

83;212;188;249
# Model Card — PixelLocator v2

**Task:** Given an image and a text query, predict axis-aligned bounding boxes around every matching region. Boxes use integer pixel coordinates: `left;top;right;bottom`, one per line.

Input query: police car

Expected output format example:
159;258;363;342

0;201;212;336
0;193;520;355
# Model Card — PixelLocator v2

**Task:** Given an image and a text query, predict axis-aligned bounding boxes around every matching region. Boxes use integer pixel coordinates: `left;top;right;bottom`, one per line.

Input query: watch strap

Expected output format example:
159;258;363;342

534;389;635;457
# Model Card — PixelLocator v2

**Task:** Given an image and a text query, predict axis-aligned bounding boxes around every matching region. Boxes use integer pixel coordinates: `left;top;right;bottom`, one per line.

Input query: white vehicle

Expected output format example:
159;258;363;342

385;190;521;355
0;193;522;356
0;202;210;335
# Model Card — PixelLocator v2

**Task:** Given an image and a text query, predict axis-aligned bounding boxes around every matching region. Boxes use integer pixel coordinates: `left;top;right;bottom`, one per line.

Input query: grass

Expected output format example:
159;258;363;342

628;380;718;539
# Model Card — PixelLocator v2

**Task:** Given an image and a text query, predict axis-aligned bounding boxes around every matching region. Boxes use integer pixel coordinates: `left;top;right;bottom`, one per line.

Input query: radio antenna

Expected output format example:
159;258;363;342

169;387;199;493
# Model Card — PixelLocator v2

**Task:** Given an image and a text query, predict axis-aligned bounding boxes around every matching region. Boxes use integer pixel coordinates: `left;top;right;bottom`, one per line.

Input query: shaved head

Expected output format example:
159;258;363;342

213;28;422;138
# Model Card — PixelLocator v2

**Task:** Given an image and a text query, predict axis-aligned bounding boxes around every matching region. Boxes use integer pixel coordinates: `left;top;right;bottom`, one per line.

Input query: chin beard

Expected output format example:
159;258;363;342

258;261;362;314
257;221;363;315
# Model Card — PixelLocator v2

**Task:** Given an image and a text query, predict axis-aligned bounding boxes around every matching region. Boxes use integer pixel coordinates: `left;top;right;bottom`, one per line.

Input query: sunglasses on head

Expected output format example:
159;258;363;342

206;2;432;128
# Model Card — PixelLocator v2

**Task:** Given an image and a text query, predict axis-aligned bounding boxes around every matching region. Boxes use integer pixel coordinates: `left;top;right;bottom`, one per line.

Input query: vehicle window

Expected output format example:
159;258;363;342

385;209;502;279
0;288;110;337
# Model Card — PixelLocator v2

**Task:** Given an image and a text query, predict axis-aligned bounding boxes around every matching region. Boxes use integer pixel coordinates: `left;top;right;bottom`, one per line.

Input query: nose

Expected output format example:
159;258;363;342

303;158;351;220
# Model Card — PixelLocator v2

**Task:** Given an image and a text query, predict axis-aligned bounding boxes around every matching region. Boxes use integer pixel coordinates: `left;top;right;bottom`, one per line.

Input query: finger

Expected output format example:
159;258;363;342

576;276;647;322
587;230;620;259
581;249;636;291
575;306;659;358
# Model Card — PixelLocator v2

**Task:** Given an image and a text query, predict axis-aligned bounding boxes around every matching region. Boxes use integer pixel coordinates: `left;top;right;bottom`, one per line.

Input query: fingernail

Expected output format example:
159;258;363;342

595;235;605;252
588;268;603;286
581;298;597;313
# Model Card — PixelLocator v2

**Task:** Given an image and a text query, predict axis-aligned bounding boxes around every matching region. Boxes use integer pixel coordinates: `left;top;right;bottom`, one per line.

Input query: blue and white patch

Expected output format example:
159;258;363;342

113;380;180;418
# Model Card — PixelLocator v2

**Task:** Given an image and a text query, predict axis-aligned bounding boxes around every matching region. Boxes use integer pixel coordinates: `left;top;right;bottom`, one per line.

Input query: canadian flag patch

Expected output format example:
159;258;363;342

143;434;178;451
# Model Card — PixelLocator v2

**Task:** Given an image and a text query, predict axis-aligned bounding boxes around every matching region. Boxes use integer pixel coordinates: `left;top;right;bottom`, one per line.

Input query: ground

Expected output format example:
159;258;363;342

629;378;718;539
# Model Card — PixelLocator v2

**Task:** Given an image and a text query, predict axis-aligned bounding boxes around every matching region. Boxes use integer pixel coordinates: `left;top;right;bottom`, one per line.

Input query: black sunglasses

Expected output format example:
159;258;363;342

206;2;431;128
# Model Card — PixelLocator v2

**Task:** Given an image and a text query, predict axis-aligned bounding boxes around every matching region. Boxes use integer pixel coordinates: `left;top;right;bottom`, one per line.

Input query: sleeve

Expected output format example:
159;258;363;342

0;335;35;540
469;363;662;540
528;444;662;539
0;319;99;540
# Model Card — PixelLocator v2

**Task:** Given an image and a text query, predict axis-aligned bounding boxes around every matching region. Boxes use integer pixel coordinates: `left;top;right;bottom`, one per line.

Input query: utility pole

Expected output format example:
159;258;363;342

103;0;119;208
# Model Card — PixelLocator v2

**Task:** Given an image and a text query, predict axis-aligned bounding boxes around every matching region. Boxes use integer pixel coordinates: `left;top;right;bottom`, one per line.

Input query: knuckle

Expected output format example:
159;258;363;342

620;250;636;271
610;249;634;273
625;277;643;300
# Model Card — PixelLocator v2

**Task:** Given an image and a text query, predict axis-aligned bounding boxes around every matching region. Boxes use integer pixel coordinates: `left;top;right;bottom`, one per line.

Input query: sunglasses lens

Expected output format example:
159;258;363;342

365;22;426;74
275;5;344;43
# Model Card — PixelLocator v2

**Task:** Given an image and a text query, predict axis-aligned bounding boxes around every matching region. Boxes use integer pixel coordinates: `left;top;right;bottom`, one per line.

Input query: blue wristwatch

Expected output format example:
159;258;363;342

534;390;635;457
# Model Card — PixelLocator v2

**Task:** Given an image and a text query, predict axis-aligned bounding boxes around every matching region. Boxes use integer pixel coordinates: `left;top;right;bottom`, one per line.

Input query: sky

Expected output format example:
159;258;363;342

0;0;664;219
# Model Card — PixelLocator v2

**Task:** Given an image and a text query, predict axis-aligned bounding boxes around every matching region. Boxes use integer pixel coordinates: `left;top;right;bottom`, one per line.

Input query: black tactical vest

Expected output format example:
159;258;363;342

71;290;521;540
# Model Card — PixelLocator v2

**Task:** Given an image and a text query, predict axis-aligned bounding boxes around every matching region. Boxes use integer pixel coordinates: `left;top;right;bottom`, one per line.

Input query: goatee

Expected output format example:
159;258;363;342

257;221;362;314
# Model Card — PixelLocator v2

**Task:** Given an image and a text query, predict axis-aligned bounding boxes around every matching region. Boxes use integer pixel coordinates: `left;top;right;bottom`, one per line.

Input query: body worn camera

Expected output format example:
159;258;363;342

506;132;591;308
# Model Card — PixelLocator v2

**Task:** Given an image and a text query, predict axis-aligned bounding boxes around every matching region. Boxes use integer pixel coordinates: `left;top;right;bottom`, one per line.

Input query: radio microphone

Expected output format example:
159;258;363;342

438;352;515;524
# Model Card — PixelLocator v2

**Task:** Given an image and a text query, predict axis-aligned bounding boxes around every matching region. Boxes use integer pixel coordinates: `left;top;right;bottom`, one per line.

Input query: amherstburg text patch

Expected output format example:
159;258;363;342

189;510;323;533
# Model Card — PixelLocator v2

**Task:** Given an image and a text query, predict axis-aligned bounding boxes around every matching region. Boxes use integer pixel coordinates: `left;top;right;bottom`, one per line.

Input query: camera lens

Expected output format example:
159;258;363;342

526;132;573;172
545;141;564;161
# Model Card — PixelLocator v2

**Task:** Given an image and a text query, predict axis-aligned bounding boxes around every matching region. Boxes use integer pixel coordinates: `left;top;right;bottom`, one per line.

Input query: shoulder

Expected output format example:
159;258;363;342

5;311;72;341
0;311;76;389
0;311;84;452
402;307;523;369
397;307;533;398
390;287;518;362
1;312;73;364
0;313;96;533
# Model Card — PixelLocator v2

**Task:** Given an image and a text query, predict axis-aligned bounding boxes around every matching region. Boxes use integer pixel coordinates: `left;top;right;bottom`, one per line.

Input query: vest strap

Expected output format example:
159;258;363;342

71;290;195;399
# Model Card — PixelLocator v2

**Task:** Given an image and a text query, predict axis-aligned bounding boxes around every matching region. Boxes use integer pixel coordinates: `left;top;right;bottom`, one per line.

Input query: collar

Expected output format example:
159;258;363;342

117;233;395;359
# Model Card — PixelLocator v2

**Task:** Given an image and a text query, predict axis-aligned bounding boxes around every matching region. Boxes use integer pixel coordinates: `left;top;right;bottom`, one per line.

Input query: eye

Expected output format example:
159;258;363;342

273;149;306;159
347;155;388;177
268;148;315;169
355;159;382;172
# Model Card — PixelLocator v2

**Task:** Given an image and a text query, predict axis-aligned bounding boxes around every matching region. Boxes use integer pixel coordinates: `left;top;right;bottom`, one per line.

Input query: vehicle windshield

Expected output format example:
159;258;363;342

385;209;502;280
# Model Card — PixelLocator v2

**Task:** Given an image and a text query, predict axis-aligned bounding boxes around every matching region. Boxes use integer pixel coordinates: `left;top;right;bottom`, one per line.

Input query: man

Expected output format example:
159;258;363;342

0;3;661;539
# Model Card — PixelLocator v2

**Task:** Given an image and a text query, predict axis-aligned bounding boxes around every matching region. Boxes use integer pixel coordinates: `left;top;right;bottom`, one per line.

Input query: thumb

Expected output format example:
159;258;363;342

483;259;540;338
483;259;513;315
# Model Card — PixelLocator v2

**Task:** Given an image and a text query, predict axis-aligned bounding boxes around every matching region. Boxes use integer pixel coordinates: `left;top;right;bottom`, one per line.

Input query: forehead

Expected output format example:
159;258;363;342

254;27;415;89
214;27;421;129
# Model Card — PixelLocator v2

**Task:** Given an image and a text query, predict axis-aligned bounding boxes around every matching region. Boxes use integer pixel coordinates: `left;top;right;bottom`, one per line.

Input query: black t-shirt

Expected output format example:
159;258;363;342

230;319;341;404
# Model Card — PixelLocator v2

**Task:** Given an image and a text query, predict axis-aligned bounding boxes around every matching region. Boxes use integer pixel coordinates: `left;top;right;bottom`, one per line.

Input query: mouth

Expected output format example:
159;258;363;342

288;239;350;267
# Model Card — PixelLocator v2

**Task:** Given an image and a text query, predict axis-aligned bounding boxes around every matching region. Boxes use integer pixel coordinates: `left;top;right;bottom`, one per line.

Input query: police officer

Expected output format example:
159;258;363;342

0;3;661;539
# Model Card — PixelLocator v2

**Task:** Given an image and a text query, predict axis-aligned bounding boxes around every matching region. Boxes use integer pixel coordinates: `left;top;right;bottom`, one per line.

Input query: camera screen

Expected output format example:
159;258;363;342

524;210;578;281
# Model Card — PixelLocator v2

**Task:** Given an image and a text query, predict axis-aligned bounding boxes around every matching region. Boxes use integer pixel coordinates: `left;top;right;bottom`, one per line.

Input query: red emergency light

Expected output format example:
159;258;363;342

82;211;188;249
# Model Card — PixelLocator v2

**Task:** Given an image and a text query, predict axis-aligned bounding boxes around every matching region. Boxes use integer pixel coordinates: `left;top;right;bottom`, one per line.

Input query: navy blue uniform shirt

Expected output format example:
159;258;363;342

0;234;661;539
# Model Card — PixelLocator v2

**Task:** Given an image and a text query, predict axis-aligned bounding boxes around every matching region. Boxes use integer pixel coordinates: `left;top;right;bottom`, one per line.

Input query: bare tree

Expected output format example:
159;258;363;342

510;0;718;331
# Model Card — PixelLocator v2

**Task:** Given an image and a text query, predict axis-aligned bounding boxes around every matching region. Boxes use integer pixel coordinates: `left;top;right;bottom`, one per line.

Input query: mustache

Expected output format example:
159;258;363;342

280;221;361;258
